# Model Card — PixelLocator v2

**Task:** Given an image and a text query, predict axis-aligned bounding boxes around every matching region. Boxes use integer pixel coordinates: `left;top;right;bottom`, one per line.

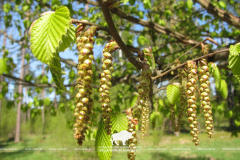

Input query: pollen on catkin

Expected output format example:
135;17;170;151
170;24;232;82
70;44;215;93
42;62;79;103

74;24;96;146
186;60;199;146
199;44;213;138
99;40;119;135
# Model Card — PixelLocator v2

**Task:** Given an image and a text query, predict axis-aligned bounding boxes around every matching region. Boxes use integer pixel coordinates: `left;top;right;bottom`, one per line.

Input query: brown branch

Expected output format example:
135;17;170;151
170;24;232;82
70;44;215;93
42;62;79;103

152;48;230;81
194;0;240;29
98;0;144;69
60;58;77;67
2;73;99;88
110;8;199;45
71;18;111;34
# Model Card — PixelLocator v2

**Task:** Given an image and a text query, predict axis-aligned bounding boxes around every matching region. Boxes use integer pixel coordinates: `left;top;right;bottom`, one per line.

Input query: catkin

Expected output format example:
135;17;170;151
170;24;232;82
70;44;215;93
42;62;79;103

199;44;213;138
186;60;199;146
99;40;119;135
73;24;96;146
176;67;187;131
126;109;138;160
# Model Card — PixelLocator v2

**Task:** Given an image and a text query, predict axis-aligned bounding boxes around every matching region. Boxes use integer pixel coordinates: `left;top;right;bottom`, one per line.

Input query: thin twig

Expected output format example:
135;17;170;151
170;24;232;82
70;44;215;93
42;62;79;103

152;48;229;81
98;0;144;69
71;18;110;34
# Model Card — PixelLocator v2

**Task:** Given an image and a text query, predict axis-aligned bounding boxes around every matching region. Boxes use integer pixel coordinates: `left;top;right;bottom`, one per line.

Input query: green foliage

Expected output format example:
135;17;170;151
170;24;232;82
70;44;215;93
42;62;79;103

57;24;76;52
50;54;69;92
229;43;240;80
218;79;228;99
95;113;128;160
129;94;138;107
143;0;151;9
186;0;193;10
3;3;11;13
137;35;149;46
95;118;112;160
111;112;128;132
209;62;221;89
30;6;72;92
30;6;71;65
0;58;7;75
166;84;180;105
218;1;226;10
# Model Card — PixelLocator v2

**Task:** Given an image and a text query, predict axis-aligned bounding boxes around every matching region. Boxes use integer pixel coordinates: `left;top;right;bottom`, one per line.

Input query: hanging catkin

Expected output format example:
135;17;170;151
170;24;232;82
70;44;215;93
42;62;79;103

99;40;119;135
74;24;96;146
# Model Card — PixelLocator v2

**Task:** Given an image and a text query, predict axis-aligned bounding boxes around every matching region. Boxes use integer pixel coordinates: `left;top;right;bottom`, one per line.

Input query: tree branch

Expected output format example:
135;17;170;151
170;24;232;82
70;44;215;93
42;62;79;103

98;0;144;69
2;73;99;88
194;0;240;29
152;48;230;81
110;8;200;45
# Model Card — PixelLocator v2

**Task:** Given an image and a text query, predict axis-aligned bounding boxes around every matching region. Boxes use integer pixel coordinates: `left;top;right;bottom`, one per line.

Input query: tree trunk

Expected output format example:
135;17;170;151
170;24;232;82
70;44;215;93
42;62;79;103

25;62;29;121
42;64;45;134
14;39;26;143
0;32;7;136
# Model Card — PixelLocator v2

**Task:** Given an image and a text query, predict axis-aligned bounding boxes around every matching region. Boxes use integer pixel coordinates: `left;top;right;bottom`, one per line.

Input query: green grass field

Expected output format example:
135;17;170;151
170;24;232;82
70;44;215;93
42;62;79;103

1;130;240;160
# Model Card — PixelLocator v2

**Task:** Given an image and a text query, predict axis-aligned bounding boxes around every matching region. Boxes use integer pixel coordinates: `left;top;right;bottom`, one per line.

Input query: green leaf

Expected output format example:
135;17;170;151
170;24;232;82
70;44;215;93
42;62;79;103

44;98;51;106
50;53;69;92
166;84;180;105
24;74;33;81
218;1;226;9
0;58;7;75
129;95;138;108
111;112;128;133
143;0;151;9
3;3;11;13
210;63;221;89
186;0;193;9
129;0;135;5
229;43;240;77
95;118;112;160
30;6;71;66
229;44;240;56
219;79;228;99
57;24;76;52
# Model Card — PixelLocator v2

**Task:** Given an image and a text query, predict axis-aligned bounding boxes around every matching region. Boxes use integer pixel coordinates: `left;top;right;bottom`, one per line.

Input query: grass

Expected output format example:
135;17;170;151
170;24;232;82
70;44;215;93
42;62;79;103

1;130;240;160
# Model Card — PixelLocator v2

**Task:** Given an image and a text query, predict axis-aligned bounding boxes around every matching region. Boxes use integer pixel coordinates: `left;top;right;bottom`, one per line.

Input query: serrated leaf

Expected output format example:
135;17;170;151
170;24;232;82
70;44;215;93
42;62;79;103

129;95;138;107
0;58;7;75
229;44;240;56
50;53;69;92
229;44;240;77
30;6;71;66
219;79;228;99
95;118;112;160
57;24;76;52
166;84;180;105
111;112;128;133
211;63;221;89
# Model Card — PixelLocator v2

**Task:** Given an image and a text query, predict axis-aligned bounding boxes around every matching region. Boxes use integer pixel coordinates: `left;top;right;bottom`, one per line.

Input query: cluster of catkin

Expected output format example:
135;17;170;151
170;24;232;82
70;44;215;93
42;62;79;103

99;40;119;135
199;44;213;138
73;24;96;146
186;60;199;146
137;64;151;138
126;108;138;160
176;67;187;131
